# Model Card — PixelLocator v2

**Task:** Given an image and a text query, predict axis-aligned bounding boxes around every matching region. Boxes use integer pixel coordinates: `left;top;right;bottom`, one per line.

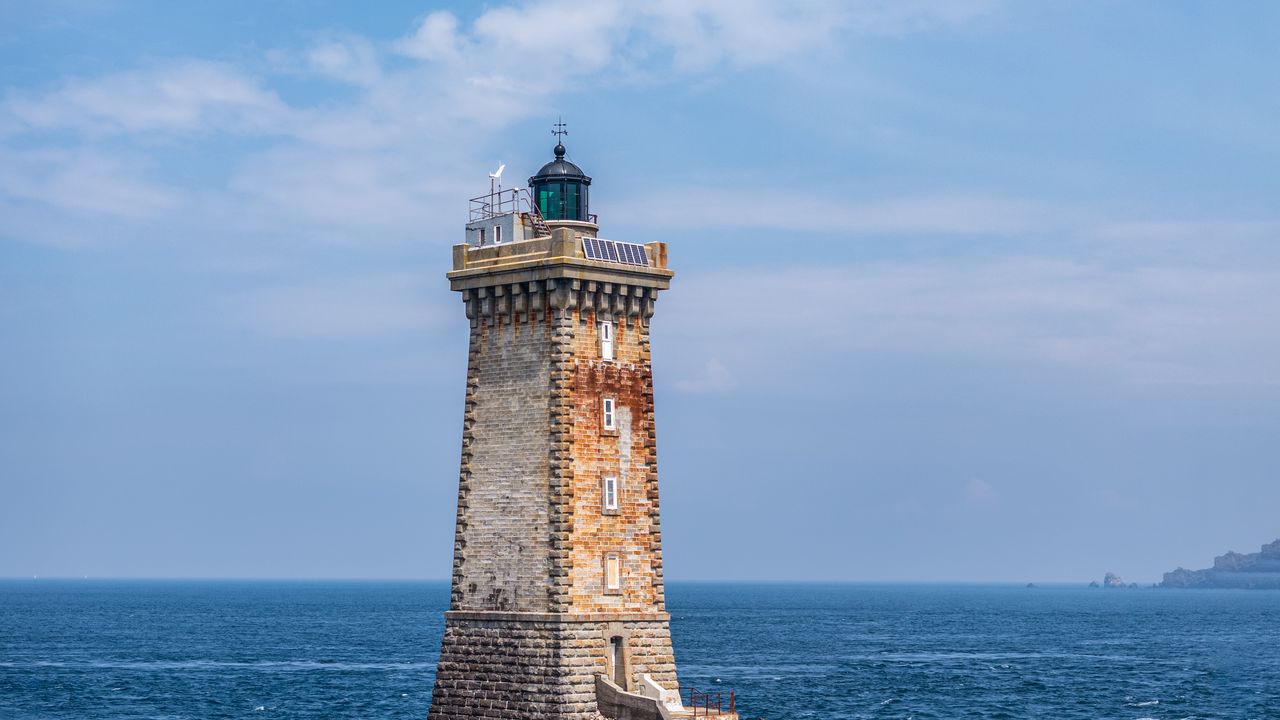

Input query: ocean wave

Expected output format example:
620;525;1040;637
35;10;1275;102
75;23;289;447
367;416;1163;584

17;659;432;672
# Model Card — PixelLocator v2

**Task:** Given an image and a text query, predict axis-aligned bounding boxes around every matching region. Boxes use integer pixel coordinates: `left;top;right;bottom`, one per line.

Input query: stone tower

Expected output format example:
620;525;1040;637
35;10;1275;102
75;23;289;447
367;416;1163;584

428;140;735;720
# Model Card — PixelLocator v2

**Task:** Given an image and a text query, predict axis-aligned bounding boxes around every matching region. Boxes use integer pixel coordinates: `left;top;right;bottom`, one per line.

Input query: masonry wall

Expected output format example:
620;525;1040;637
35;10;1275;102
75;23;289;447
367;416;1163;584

449;295;668;617
433;266;684;720
429;615;679;720
452;315;555;613
567;311;665;614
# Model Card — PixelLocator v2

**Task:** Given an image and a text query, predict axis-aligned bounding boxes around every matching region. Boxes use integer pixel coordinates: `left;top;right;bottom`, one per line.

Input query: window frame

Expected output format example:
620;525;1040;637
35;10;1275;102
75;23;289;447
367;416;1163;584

604;553;622;593
602;475;619;513
600;320;614;361
602;397;616;431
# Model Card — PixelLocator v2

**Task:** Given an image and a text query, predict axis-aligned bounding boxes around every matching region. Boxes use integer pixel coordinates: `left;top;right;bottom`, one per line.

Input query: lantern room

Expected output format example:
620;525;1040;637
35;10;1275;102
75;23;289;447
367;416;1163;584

528;142;592;222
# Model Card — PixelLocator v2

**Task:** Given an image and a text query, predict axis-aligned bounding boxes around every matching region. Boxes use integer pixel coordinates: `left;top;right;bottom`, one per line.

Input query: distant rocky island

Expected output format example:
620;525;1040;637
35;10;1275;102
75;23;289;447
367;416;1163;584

1161;539;1280;589
1089;572;1139;589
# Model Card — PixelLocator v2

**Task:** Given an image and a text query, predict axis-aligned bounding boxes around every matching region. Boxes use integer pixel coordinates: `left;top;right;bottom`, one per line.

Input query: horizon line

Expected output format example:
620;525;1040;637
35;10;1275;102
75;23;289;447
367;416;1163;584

0;576;1156;585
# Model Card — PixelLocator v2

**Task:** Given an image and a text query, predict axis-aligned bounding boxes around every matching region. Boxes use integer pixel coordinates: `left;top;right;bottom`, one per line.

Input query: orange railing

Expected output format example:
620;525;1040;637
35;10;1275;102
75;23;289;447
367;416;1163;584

687;688;735;716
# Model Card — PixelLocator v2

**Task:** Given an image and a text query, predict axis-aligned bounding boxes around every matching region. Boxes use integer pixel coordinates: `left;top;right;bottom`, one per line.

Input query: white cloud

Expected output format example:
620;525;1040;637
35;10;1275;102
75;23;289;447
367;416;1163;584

665;257;1280;386
3;60;288;135
1095;219;1278;242
223;273;445;340
395;12;461;62
0;0;1001;249
633;0;985;70
0;147;180;219
843;0;999;35
965;478;998;503
394;1;995;75
306;38;382;87
612;189;1042;235
227;146;441;238
638;0;840;69
674;358;736;393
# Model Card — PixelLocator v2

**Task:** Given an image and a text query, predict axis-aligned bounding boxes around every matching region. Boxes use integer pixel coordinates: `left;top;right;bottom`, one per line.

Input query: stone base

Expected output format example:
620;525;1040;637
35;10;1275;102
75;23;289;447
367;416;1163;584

428;612;679;720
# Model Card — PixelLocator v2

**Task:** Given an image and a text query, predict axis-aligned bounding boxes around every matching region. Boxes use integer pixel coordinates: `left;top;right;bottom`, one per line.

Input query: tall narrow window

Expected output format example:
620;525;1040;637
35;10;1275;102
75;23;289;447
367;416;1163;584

478;227;486;246
493;224;503;245
603;475;619;512
611;636;626;687
600;320;614;361
605;554;621;592
602;398;616;430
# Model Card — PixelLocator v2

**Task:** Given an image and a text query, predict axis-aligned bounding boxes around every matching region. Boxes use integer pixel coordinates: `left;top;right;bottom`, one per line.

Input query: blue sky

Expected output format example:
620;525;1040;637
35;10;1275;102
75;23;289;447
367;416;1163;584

2;1;1278;583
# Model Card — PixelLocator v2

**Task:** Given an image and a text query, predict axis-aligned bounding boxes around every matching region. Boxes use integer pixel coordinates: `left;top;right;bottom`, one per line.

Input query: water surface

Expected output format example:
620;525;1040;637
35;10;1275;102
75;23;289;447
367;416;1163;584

1;580;1276;719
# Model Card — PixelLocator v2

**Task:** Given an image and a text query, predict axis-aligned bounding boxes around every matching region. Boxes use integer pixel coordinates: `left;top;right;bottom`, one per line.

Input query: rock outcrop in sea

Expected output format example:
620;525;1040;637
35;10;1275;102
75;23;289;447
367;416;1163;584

1089;573;1139;588
1161;539;1280;589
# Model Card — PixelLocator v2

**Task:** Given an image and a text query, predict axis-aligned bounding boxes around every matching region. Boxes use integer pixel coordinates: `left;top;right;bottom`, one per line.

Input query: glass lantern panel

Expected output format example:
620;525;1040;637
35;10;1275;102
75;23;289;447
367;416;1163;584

563;182;580;220
538;185;560;219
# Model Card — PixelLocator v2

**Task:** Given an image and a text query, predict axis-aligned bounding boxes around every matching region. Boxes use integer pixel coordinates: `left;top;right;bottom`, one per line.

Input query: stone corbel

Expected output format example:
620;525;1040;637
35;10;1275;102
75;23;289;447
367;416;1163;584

495;284;510;317
612;284;627;316
512;282;527;319
600;283;614;321
629;286;643;317
528;281;543;322
548;278;574;315
463;289;477;320
564;279;579;312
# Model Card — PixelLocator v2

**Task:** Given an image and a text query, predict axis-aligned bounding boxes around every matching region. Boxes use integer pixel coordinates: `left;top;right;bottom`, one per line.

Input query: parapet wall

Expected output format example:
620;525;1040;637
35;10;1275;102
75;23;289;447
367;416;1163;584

449;229;671;297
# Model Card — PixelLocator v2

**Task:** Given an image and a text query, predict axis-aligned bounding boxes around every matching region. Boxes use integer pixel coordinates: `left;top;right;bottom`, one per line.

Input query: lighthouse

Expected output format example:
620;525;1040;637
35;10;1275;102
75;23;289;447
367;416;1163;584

428;128;737;720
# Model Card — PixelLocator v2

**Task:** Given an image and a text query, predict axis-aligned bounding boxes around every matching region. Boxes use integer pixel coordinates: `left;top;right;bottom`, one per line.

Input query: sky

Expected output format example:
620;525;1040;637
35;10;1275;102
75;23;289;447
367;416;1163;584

2;0;1279;584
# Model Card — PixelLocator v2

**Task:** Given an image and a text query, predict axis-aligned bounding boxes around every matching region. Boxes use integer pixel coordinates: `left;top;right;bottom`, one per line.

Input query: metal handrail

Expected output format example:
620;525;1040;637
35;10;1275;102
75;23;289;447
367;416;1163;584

469;187;596;229
686;688;735;716
469;187;536;222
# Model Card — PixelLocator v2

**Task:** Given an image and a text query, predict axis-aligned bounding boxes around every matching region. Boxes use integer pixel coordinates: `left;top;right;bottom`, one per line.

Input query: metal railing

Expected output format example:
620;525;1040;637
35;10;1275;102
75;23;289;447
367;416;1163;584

687;688;735;716
469;187;537;222
469;186;597;231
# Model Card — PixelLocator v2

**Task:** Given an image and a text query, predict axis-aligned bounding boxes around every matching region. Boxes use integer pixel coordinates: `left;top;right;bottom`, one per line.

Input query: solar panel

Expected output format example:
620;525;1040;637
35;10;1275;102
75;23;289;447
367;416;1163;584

582;238;649;267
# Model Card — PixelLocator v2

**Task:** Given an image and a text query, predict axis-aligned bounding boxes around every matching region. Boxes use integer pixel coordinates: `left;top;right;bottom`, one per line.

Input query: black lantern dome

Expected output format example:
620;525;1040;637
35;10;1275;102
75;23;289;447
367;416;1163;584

529;143;592;222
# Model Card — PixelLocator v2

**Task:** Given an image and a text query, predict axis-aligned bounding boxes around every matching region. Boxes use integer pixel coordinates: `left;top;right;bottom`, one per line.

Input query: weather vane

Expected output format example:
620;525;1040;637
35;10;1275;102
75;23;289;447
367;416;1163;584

552;117;568;143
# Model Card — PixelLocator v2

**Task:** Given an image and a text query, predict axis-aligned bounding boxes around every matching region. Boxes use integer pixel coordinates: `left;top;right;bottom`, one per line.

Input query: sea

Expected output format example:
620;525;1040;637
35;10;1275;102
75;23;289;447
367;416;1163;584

1;580;1277;719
